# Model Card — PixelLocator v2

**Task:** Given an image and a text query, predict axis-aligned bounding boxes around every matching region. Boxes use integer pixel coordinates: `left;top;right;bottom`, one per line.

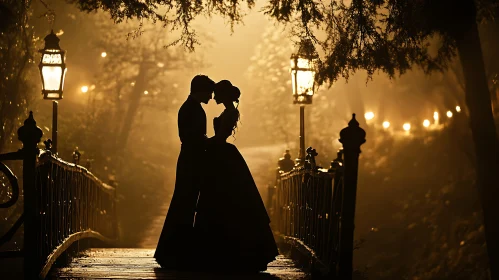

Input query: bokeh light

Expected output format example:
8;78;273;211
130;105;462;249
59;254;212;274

446;111;453;118
403;123;411;131
423;119;430;127
456;106;461;112
365;111;375;120
101;52;107;58
81;85;89;93
382;121;390;129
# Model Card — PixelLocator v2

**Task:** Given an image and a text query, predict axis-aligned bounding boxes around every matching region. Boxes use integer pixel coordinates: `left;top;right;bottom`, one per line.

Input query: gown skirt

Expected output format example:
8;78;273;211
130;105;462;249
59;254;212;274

194;142;279;272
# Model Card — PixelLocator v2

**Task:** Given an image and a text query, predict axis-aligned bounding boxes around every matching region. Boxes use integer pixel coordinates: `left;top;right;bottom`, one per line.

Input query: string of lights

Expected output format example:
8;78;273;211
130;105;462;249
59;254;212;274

365;105;462;133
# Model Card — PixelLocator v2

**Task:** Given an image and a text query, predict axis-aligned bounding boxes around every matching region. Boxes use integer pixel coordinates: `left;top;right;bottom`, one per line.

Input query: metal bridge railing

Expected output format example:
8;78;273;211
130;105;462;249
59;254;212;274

269;114;366;280
0;112;118;279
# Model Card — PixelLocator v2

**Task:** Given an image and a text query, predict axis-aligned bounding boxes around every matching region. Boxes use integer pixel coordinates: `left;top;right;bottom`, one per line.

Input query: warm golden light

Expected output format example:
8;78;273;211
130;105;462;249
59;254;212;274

290;39;318;105
382;121;390;129
433;112;439;122
39;31;66;100
456;106;461;112
144;90;149;95
157;62;164;68
365;111;374;120
446;111;453;118
42;66;63;91
101;52;107;58
423;119;430;127
291;58;315;97
81;85;89;93
403;123;411;131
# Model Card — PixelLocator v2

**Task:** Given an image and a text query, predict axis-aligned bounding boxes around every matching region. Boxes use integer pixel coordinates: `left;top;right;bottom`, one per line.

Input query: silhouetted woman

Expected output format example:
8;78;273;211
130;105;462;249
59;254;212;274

194;80;279;272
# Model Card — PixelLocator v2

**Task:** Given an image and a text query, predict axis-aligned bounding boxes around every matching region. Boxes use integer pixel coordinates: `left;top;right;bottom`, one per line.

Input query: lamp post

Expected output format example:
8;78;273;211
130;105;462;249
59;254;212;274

290;39;318;166
38;30;67;154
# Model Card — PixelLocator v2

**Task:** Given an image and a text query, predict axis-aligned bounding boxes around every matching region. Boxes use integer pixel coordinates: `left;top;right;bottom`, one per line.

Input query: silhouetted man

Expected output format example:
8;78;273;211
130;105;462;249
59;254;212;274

155;75;214;269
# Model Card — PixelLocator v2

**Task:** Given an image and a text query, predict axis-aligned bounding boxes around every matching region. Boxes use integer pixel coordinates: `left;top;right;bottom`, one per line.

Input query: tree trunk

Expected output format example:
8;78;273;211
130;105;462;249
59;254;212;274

455;4;499;279
117;63;147;151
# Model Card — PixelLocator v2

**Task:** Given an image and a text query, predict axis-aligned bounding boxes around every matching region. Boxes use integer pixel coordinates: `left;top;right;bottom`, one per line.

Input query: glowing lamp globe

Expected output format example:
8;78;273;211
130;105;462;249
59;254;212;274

38;30;67;100
290;39;318;104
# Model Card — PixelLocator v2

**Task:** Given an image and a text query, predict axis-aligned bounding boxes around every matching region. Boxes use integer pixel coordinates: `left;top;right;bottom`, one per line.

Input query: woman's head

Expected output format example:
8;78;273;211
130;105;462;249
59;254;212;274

214;80;240;105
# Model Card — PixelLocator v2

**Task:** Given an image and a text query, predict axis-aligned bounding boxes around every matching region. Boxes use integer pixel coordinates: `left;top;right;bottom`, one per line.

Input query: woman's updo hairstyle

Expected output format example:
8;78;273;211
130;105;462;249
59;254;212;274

215;80;240;103
231;86;241;104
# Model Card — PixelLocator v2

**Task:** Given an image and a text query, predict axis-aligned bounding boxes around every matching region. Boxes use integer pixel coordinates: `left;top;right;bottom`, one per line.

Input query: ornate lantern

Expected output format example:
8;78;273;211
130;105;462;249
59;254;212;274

38;30;67;100
290;39;318;104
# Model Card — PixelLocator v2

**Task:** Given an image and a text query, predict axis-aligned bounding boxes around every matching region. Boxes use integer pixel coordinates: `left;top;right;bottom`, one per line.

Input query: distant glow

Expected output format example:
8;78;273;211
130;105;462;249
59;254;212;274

81;85;89;93
382;121;390;129
403;123;411;131
433;112;439;122
144;90;149;95
446;111;453;118
130;82;135;86
456;106;461;112
157;62;164;68
55;30;64;36
90;84;96;90
101;52;107;58
423;119;430;127
365;111;374;120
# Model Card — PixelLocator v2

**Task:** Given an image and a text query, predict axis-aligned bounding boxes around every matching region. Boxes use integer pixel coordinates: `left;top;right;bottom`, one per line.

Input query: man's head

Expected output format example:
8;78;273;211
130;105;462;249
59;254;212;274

190;75;215;104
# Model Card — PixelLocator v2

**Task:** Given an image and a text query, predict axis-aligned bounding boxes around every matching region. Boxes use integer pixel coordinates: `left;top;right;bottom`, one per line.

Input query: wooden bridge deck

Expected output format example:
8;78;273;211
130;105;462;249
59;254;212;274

50;248;310;280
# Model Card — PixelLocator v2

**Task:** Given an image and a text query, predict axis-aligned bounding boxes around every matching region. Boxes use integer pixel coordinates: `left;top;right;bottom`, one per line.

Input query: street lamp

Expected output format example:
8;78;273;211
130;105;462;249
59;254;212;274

290;39;318;165
39;30;67;153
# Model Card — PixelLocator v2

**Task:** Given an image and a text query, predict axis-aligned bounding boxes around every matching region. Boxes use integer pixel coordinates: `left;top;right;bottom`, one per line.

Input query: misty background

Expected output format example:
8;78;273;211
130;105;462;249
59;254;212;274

1;0;499;279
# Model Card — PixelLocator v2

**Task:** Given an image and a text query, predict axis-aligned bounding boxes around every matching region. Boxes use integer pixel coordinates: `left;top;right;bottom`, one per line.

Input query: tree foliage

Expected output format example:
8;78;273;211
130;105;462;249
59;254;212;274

60;0;497;85
66;0;255;50
0;0;37;152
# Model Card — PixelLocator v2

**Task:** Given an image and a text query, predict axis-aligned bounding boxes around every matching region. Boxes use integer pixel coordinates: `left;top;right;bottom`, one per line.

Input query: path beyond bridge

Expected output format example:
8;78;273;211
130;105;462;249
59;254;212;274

50;248;309;279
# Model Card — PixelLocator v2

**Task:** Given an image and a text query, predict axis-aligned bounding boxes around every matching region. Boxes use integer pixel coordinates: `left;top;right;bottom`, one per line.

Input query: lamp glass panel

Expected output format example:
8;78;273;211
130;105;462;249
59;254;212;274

296;70;315;96
61;68;67;90
42;52;62;64
46;93;60;99
296;58;312;69
291;70;297;95
42;66;62;91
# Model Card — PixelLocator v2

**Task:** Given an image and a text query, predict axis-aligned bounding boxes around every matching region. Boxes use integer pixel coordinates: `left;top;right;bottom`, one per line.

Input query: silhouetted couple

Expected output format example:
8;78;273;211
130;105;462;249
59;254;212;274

154;75;278;273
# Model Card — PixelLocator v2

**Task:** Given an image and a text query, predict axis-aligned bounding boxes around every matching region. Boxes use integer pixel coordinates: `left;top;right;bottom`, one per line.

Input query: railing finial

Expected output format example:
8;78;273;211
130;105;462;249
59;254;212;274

328;148;344;172
349;113;359;126
17;111;43;149
339;113;366;154
278;150;295;173
73;147;81;165
305;146;318;170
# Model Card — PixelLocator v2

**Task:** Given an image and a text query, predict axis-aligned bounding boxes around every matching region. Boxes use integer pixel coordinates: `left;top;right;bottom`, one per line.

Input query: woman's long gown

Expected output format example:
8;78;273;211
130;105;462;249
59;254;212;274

194;108;279;272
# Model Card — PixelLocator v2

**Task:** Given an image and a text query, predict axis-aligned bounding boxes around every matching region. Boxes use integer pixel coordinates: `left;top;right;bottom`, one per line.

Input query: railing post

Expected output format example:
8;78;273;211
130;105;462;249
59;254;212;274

337;113;366;280
17;111;43;279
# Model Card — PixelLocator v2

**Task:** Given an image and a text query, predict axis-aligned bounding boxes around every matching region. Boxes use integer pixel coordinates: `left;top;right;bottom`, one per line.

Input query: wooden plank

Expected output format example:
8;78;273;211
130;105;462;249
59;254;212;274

70;256;294;268
79;248;155;258
52;248;309;280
